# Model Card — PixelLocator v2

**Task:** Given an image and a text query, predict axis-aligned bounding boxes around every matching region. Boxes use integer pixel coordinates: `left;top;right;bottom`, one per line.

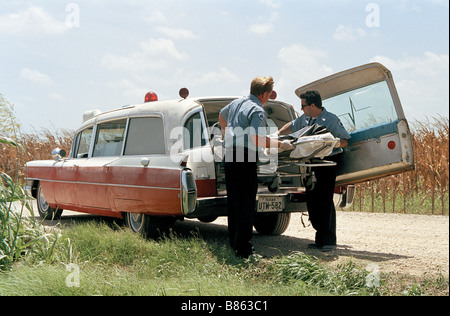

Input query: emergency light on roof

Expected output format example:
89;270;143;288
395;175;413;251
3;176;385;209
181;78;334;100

179;88;189;99
144;92;158;102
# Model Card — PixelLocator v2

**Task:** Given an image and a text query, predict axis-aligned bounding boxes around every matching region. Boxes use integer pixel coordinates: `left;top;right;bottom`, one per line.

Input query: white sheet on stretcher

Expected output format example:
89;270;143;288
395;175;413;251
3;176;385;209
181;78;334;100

289;132;339;159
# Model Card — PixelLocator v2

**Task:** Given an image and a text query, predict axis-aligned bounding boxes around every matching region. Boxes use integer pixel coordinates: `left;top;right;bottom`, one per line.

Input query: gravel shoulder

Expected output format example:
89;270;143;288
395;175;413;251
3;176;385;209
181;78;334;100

178;212;449;277
15;201;449;277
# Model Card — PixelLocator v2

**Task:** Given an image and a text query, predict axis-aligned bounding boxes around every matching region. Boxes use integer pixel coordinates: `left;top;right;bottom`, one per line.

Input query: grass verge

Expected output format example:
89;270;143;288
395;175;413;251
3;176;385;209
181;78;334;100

1;220;448;296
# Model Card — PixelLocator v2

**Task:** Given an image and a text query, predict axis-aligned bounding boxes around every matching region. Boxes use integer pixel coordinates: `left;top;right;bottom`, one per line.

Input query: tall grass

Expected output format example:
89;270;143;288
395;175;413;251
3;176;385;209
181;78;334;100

0;128;73;181
2;221;447;296
0;104;72;271
348;116;449;215
0;221;384;296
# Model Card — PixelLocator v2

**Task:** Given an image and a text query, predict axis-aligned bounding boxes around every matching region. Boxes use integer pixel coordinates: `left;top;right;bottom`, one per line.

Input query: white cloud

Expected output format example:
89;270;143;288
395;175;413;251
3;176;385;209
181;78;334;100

144;10;168;23
333;25;367;41
278;44;333;82
249;23;274;35
249;12;278;36
101;38;189;71
276;44;333;105
192;67;240;85
259;0;282;9
154;27;198;40
0;5;68;35
371;52;449;120
20;68;54;86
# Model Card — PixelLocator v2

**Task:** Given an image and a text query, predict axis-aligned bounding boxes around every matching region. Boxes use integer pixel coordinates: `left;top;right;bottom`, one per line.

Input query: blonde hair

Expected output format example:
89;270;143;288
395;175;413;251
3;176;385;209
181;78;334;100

250;76;274;97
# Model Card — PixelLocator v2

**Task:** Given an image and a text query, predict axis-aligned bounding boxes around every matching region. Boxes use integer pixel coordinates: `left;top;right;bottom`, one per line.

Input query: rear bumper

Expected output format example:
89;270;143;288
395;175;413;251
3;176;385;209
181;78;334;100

186;191;308;219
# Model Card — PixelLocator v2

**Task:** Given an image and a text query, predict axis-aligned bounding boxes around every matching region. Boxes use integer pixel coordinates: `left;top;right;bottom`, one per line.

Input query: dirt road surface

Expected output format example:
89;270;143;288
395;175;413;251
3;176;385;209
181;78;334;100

15;201;449;277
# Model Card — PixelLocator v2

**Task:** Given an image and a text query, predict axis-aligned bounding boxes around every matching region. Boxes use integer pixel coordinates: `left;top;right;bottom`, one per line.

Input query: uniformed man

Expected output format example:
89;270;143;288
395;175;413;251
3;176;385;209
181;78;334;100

219;76;294;258
279;90;351;252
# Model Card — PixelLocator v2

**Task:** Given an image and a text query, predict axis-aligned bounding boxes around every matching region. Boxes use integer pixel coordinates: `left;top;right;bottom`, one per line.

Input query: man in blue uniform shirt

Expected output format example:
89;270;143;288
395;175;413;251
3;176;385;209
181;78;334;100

279;90;351;252
219;77;294;258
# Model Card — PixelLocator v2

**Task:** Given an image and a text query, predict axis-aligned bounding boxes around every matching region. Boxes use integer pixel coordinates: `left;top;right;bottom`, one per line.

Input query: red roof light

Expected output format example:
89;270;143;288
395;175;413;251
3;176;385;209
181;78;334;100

145;92;158;102
179;88;189;99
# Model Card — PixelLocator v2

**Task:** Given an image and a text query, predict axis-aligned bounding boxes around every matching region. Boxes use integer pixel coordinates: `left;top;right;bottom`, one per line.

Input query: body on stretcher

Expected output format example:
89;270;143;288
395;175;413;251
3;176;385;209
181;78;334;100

211;128;340;192
259;131;340;173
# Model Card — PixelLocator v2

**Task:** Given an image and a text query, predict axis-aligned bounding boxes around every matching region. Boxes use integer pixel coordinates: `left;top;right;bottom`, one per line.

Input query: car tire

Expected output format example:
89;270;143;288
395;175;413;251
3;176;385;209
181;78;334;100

253;212;291;236
124;213;171;239
36;183;63;220
198;216;218;223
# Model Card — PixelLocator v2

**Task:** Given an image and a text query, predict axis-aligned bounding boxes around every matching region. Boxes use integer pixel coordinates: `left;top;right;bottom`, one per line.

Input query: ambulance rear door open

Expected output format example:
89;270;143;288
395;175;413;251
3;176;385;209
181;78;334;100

295;62;415;186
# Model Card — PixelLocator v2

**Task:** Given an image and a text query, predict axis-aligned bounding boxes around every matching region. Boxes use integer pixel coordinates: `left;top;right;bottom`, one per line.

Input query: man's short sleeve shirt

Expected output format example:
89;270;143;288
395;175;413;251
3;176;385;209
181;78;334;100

220;94;267;149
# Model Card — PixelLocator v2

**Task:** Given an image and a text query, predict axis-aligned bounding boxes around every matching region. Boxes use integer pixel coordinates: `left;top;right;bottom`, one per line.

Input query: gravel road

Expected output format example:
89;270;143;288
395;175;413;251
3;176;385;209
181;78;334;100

181;212;449;277
15;201;449;277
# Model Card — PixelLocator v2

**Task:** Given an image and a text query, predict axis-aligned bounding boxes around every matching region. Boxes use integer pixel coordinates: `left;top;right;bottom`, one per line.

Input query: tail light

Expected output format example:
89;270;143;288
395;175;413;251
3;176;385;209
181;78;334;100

181;169;197;215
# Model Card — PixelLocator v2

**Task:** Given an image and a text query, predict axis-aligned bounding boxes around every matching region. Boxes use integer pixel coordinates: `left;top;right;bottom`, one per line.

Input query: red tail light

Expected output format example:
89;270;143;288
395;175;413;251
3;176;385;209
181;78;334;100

388;141;396;150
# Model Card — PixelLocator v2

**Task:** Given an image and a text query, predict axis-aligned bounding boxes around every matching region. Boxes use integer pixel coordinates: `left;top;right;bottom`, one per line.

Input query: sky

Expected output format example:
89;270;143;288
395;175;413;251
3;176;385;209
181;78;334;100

1;0;449;134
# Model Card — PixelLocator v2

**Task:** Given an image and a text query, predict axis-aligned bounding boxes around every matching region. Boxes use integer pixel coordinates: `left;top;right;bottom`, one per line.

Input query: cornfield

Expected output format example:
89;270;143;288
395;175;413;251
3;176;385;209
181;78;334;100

351;116;449;215
0;117;448;215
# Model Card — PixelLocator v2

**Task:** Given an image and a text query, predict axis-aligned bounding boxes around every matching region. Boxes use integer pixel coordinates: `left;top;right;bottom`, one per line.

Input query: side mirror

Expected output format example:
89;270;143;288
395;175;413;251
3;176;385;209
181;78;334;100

52;148;67;160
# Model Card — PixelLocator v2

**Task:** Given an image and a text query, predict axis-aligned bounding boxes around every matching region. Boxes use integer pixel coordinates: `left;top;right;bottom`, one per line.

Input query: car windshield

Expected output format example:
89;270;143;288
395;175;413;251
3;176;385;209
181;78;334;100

323;81;397;133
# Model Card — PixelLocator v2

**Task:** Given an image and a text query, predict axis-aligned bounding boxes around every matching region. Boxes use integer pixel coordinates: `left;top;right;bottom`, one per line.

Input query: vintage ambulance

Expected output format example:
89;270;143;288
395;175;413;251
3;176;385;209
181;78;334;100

26;63;415;237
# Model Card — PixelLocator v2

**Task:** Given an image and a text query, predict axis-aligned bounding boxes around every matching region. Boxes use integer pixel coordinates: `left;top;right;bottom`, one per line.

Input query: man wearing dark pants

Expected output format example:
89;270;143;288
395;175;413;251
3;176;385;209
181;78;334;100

219;77;294;258
279;90;350;252
224;148;258;258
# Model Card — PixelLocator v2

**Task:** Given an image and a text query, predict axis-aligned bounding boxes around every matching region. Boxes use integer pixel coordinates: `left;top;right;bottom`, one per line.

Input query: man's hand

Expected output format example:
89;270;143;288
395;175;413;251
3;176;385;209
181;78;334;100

334;139;341;148
279;140;295;152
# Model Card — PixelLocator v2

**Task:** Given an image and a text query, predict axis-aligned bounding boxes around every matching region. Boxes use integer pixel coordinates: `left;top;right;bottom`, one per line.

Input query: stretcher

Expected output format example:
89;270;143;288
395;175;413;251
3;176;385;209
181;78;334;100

212;124;340;193
258;126;340;192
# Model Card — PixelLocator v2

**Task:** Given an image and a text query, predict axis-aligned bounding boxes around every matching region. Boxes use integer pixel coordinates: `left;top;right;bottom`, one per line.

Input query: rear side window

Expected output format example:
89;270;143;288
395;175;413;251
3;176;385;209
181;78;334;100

124;117;166;155
93;119;127;157
183;112;207;150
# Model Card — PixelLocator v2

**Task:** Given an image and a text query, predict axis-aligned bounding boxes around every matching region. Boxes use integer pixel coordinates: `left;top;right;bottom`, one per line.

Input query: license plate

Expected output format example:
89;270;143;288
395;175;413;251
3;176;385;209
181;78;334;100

257;196;285;213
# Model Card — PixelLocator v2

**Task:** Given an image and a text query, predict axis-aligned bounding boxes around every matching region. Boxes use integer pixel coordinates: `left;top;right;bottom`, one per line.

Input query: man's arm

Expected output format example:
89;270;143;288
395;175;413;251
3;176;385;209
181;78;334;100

218;113;227;138
251;135;280;149
278;122;293;135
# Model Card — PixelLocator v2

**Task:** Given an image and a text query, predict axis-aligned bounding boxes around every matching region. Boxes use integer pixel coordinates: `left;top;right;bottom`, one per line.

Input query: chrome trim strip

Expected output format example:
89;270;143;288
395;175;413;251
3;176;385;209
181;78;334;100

35;179;180;191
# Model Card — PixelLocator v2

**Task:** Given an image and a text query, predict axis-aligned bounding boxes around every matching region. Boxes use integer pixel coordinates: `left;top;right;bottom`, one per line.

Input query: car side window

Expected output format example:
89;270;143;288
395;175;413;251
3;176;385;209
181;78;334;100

93;119;127;157
183;112;207;150
124;117;166;155
74;127;93;159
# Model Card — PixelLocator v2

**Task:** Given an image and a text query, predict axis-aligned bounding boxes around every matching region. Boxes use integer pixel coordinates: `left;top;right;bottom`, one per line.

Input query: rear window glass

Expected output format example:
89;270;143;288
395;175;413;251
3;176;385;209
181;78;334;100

323;81;397;133
93;120;127;157
183;112;207;150
124;117;166;155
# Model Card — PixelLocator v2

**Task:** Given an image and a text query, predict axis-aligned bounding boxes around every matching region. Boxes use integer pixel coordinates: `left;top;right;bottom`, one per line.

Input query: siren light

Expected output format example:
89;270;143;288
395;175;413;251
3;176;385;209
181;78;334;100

145;92;158;102
179;88;189;99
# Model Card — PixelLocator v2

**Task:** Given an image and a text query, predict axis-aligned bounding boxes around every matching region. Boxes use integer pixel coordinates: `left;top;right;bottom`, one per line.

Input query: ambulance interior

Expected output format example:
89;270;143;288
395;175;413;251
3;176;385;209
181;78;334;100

197;98;334;193
198;98;298;137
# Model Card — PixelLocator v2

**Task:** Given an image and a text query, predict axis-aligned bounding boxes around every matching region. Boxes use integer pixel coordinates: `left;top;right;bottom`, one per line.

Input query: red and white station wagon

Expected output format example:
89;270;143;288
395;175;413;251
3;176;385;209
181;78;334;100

26;63;415;237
